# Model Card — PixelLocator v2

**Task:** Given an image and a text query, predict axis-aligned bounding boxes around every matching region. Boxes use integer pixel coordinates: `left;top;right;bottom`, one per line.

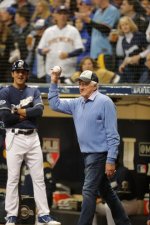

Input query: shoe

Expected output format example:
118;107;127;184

37;215;61;225
5;216;17;225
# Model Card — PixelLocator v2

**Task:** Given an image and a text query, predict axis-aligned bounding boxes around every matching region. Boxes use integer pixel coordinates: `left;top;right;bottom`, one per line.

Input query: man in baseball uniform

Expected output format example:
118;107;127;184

38;5;84;83
0;60;61;225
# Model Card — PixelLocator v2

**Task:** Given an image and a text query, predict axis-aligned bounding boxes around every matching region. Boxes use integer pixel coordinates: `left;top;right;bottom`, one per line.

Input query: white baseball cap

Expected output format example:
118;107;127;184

77;70;99;83
34;19;46;30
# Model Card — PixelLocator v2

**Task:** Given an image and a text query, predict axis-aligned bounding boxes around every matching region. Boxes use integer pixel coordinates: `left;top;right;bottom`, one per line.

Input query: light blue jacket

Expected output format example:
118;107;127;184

48;84;120;163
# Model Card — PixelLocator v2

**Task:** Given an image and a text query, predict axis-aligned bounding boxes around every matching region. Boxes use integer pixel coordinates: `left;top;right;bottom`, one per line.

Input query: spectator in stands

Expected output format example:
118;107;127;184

139;52;150;83
75;0;95;19
11;0;35;17
75;0;96;35
116;0;149;61
26;19;47;83
0;18;14;82
118;16;148;83
38;5;84;83
12;7;33;61
76;0;120;60
74;18;91;68
0;6;16;29
140;0;150;21
120;0;149;33
93;160;138;225
31;0;53;27
69;56;120;84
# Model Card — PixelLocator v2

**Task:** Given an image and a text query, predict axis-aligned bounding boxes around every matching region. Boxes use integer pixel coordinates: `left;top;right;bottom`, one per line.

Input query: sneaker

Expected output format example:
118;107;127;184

5;216;17;225
37;215;61;225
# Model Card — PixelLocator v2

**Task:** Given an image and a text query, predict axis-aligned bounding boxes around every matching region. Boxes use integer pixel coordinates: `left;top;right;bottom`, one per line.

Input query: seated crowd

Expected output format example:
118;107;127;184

0;0;150;84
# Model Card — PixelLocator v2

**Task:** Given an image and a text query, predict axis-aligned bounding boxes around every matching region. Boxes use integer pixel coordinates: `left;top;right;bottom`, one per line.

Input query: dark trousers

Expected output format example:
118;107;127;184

77;153;132;225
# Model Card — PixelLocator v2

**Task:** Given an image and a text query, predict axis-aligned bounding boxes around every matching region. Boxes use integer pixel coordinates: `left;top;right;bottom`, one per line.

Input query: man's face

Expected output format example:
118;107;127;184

79;80;96;99
120;0;133;15
12;70;29;87
54;12;68;26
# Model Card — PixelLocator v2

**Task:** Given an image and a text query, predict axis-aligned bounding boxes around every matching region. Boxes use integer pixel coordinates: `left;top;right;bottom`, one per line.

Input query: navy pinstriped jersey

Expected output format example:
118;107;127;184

122;32;148;59
0;85;44;129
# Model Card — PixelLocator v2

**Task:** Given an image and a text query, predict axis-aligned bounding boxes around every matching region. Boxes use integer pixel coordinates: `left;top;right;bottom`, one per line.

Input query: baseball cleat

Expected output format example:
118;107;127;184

37;215;61;225
5;216;17;225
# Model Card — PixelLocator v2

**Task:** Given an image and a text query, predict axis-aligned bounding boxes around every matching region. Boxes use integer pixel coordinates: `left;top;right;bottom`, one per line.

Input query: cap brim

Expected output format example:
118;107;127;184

55;10;68;14
75;77;91;82
34;26;45;30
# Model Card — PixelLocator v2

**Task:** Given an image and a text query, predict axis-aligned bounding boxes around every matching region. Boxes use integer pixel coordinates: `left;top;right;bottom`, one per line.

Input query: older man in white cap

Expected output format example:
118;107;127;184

48;68;132;225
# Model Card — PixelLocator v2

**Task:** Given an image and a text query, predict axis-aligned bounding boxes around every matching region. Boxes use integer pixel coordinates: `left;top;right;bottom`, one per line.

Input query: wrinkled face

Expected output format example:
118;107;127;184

120;0;133;15
12;70;29;88
79;80;96;99
82;59;94;71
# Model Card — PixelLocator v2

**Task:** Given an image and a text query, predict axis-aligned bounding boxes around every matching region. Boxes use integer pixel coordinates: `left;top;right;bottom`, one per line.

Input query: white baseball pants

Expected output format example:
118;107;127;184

5;129;50;217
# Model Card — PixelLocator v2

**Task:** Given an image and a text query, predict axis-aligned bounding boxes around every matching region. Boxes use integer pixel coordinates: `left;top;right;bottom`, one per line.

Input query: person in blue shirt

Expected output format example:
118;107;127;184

74;18;91;69
76;0;120;59
0;60;61;225
48;68;132;225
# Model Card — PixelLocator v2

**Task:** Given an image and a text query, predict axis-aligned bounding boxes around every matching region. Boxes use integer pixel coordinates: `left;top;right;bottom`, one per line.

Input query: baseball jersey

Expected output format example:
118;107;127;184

122;32;148;58
0;85;44;129
38;24;84;77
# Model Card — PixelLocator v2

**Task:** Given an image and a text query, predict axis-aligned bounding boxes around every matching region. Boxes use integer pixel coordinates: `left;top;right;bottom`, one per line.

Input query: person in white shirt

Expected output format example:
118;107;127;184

38;5;84;83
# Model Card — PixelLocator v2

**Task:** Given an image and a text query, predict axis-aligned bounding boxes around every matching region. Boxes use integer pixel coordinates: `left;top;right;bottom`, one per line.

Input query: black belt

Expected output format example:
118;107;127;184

11;129;35;135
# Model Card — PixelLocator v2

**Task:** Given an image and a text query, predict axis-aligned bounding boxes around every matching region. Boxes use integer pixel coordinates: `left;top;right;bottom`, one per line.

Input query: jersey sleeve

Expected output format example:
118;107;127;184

33;88;44;107
0;87;20;127
0;88;11;112
26;88;44;118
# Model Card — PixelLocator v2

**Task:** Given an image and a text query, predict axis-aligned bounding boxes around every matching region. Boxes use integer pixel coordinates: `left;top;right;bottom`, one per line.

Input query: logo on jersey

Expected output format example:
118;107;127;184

18;60;24;68
0;100;6;105
20;205;34;219
20;96;33;107
11;96;33;112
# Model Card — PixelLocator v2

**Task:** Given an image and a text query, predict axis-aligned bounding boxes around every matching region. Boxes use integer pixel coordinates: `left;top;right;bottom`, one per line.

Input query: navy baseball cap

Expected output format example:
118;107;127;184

82;0;92;5
6;6;16;16
77;70;99;83
12;60;30;71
